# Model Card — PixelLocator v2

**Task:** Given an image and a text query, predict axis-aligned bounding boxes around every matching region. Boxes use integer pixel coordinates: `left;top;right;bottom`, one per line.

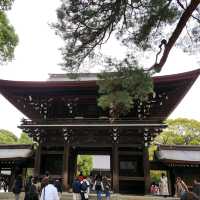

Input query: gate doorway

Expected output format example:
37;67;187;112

68;147;112;186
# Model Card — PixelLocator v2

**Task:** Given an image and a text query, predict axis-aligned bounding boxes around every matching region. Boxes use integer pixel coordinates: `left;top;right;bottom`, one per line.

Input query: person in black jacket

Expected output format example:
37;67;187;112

13;175;23;200
72;177;81;200
24;177;39;200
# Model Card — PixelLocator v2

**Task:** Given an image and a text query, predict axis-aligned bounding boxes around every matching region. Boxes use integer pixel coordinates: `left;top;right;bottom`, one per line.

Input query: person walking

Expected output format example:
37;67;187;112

103;176;111;200
24;177;39;200
72;177;81;200
40;177;59;200
159;173;169;196
12;175;23;200
175;177;188;200
93;174;104;200
80;176;90;200
54;179;62;199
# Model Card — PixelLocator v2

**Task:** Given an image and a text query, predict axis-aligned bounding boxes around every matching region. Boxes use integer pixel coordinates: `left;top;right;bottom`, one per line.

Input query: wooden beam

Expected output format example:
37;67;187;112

112;144;119;193
118;151;143;155
19;123;165;128
33;143;41;177
69;149;77;185
119;176;144;181
63;143;70;191
143;146;150;194
42;151;63;155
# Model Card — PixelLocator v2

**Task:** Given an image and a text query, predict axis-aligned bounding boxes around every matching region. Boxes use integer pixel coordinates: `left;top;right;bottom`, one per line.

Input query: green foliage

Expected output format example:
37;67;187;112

53;0;197;72
149;145;157;161
0;0;14;10
54;1;200;117
0;129;33;144
0;129;17;144
17;132;33;144
77;155;93;176
0;10;18;64
0;0;18;65
97;61;153;118
154;118;200;145
150;170;166;184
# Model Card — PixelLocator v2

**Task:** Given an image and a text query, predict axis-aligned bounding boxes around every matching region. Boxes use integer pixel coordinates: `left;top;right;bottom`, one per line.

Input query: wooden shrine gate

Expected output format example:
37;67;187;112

0;69;199;194
20;121;165;194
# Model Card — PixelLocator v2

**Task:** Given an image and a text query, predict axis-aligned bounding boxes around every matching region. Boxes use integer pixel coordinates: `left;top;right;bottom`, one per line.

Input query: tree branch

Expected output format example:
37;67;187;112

150;0;200;72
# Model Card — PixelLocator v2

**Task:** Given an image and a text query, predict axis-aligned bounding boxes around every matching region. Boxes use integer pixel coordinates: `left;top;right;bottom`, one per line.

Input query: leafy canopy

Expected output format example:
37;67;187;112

54;0;200;118
154;118;200;145
77;155;93;176
97;58;153;118
0;0;18;65
0;0;14;10
0;129;33;144
54;0;200;72
0;129;18;144
17;132;33;144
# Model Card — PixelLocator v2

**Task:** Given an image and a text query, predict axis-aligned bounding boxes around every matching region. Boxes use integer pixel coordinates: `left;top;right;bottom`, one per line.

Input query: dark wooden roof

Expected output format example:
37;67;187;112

155;145;200;164
0;69;199;122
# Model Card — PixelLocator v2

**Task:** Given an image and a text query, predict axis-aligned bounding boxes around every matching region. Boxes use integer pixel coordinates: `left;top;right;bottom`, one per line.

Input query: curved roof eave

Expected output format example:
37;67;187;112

0;68;199;89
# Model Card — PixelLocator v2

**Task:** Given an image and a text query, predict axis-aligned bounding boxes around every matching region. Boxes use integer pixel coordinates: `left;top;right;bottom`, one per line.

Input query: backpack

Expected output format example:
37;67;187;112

72;180;81;193
95;180;102;191
80;181;88;191
105;182;110;191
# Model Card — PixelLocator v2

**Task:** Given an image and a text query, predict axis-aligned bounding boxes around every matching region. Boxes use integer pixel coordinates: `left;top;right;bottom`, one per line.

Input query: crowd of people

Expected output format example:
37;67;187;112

10;171;200;200
0;174;9;192
150;173;169;196
72;172;111;200
150;173;200;200
11;172;111;200
12;173;62;200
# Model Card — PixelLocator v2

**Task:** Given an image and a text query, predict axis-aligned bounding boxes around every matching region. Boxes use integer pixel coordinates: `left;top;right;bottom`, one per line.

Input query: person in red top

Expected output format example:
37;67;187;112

78;172;84;182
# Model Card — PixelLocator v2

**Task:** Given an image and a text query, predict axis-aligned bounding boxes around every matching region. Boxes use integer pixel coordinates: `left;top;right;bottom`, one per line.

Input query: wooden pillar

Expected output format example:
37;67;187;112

112;144;119;193
63;143;70;190
33;142;42;177
143;146;150;194
69;149;77;185
169;168;175;196
167;169;172;196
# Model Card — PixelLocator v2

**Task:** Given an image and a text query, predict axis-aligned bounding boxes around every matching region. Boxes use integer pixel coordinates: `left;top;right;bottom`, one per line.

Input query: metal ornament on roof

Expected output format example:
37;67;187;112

20;95;49;119
136;92;169;120
144;128;150;147
111;127;119;143
21;125;45;143
62;128;72;143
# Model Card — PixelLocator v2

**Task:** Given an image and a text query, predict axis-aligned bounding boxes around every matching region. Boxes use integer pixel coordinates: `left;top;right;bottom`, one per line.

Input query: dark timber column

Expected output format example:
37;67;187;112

169;168;175;196
143;145;150;194
69;148;77;185
63;143;70;190
33;142;41;177
112;127;119;193
62;128;71;191
167;170;172;196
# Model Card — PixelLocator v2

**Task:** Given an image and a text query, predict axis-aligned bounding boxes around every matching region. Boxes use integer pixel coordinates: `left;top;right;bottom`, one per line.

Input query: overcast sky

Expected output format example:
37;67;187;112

0;0;200;137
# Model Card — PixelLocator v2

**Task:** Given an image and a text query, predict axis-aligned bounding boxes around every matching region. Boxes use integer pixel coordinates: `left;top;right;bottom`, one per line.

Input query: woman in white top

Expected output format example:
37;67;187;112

159;173;169;196
40;177;59;200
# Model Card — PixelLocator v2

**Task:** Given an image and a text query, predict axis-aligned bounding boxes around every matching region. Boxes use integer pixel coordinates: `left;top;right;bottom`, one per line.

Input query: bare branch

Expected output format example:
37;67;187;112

150;0;200;72
177;0;200;23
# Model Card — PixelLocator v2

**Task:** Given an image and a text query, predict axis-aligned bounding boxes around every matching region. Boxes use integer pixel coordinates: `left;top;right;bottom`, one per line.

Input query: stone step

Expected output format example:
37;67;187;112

0;192;178;200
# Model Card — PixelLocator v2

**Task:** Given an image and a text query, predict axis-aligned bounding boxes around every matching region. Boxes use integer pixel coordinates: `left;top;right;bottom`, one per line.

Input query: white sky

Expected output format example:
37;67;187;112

93;155;110;169
0;0;200;137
